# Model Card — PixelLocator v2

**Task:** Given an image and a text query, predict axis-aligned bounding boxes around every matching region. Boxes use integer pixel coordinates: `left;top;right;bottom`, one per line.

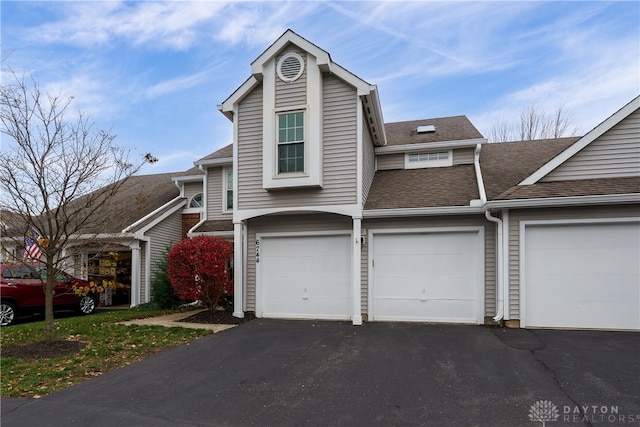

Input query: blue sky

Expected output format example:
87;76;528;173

2;1;638;174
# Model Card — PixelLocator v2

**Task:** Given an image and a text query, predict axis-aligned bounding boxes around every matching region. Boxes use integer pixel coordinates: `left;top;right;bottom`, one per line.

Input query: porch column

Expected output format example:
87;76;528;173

352;217;363;325
233;221;244;318
130;242;141;307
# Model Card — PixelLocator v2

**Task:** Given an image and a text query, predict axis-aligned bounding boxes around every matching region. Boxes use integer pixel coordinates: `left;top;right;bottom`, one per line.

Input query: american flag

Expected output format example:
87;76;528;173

24;227;43;261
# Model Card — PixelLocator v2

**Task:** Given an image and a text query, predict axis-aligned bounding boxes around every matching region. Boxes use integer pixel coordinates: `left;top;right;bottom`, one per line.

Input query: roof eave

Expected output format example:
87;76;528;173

375;138;488;154
486;193;640;209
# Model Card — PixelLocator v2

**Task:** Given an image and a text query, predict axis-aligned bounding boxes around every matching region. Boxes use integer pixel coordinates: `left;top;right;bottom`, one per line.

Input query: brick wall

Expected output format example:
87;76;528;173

182;213;201;239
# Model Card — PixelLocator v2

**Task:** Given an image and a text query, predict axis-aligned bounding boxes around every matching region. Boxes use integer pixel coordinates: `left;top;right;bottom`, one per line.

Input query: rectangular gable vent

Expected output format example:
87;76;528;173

417;125;436;134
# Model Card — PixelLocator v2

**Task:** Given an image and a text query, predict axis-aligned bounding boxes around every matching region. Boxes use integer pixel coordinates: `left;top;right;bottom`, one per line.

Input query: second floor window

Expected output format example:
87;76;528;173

189;193;203;208
277;112;304;173
225;170;233;210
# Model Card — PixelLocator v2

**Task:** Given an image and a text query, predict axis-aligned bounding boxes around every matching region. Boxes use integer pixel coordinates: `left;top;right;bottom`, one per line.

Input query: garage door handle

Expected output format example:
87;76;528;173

302;297;309;300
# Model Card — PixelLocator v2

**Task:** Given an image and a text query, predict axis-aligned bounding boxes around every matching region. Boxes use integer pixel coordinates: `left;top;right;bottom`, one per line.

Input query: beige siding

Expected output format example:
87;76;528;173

245;214;353;311
183;182;203;200
362;215;497;317
453;147;475;165
237;76;358;210
543;109;640;181
507;204;640;319
275;46;307;108
377;153;404;170
206;166;232;220
362;115;376;205
146;209;183;302
237;85;265;210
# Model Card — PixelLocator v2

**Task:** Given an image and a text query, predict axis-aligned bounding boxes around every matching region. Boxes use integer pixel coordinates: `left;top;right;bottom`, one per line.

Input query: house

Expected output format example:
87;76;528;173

1;170;199;307
187;29;638;330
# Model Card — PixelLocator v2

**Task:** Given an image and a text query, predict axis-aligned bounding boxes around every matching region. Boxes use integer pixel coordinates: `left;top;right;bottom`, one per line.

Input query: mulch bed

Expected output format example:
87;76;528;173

2;340;87;359
178;309;255;325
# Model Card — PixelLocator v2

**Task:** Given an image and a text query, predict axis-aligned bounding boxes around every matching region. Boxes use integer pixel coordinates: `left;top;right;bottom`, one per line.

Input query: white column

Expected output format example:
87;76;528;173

130;243;141;307
352;217;363;325
233;221;244;318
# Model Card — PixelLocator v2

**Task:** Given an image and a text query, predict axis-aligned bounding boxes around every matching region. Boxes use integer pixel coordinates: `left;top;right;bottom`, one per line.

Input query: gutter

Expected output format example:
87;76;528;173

485;193;640;210
474;143;503;322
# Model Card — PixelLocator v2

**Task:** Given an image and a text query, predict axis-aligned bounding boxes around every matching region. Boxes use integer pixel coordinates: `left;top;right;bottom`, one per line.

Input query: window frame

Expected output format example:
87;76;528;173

405;151;453;169
223;168;233;212
188;193;203;208
276;110;305;175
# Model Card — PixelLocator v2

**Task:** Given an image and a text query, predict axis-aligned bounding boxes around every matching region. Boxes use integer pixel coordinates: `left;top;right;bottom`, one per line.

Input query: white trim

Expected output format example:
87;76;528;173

485;193;640;209
172;174;204;183
122;196;185;233
502;210;510;321
277;52;304;82
139;236;151;304
520;95;640;185
367;226;485;324
518;217;640;328
222;168;233;213
130;241;141;307
375;138;487;154
219;76;260;120
352;217;363;325
233;222;244;318
255;230;353;320
356;98;364;208
474;143;487;203
364;206;485;218
404;151;452;169
236;204;362;222
194;157;232;167
134;199;187;237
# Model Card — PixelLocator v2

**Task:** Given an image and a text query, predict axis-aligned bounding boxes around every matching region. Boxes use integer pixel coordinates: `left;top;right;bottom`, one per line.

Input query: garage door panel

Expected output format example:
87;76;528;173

260;234;351;320
524;222;639;330
371;230;482;324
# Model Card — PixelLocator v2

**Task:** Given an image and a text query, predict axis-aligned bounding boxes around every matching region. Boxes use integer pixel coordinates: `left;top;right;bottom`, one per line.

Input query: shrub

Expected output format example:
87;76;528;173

150;247;182;309
167;236;233;310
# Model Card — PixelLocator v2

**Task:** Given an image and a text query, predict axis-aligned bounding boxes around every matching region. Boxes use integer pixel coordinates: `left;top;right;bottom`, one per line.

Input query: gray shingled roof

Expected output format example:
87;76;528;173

196;144;233;163
365;165;479;210
480;137;579;200
384;116;483;146
495;177;640;200
192;220;234;233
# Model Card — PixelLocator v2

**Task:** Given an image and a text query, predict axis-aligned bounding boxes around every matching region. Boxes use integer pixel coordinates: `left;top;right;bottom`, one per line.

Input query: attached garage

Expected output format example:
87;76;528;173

256;233;352;320
522;220;640;330
368;228;484;323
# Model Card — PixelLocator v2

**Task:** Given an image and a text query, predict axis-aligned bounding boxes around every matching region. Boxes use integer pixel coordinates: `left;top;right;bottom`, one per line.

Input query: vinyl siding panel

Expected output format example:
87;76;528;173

275;46;307;108
237;76;358;210
377;153;404;170
362;115;376;205
507;204;640;319
145;209;183;302
362;215;496;318
206;166;232;220
237;85;265;210
453;147;475;165
184;182;203;200
543;109;640;181
245;214;353;311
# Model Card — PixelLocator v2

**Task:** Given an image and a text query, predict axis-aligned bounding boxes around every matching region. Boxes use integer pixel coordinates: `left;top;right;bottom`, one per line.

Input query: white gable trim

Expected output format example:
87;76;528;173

134;198;188;237
122;196;185;233
520;95;640;185
219;76;260;120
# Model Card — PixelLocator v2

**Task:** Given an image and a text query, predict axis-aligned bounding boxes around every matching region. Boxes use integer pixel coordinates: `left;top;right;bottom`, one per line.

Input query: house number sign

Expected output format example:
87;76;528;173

255;239;260;263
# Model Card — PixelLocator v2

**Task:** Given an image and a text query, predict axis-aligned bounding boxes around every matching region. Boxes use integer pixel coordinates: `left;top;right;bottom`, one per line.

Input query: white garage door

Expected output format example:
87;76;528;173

258;234;351;320
524;222;640;330
370;230;483;323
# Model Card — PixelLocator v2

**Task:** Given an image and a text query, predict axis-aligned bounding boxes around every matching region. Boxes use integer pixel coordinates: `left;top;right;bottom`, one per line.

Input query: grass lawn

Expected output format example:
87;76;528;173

0;308;214;398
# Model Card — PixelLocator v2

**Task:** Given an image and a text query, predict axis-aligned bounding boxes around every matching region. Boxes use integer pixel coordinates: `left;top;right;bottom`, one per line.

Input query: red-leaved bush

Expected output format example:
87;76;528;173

167;236;233;310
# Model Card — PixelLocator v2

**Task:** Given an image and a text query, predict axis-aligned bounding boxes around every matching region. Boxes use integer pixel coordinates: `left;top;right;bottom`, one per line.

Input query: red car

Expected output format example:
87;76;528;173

0;263;97;326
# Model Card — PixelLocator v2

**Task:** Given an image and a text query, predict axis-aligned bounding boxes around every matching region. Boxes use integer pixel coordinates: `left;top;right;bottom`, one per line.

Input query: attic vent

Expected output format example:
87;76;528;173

277;53;304;82
417;125;436;134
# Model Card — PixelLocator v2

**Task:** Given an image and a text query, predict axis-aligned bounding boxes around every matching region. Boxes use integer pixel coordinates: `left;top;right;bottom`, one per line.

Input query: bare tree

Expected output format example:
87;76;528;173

490;105;579;143
0;71;156;342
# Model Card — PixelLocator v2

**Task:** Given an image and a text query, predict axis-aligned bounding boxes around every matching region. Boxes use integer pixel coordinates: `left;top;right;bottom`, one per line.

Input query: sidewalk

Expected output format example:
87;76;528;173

119;309;236;333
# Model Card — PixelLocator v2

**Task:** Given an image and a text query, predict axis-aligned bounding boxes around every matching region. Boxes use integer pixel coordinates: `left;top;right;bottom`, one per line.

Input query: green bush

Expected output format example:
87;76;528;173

150;247;182;309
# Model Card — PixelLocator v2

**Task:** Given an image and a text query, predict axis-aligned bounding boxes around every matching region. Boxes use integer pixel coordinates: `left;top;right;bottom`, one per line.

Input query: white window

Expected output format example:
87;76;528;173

224;169;233;211
277;111;304;174
405;151;452;169
189;193;203;208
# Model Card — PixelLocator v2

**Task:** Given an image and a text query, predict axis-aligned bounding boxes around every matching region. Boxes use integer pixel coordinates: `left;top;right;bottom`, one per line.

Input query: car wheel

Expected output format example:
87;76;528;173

0;301;17;326
77;295;96;315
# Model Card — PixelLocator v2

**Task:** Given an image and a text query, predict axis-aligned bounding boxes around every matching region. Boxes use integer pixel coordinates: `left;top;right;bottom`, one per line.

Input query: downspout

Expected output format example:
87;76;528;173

474;143;504;323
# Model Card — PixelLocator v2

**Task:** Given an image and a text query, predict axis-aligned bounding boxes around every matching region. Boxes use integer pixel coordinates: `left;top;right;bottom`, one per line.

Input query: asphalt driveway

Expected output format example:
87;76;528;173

2;320;639;426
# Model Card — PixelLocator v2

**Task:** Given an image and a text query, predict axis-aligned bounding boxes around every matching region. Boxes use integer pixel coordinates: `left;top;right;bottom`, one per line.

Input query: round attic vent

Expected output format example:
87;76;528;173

277;53;304;82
